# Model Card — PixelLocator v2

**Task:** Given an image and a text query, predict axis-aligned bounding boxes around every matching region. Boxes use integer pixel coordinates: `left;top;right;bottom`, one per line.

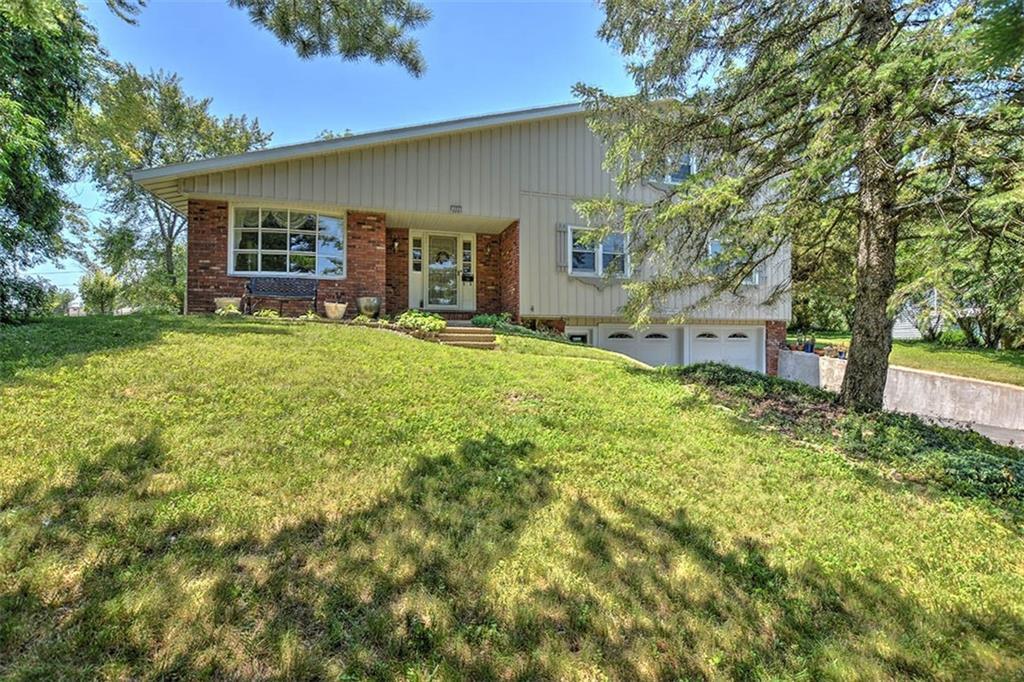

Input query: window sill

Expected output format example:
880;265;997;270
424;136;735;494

229;272;347;281
567;273;629;290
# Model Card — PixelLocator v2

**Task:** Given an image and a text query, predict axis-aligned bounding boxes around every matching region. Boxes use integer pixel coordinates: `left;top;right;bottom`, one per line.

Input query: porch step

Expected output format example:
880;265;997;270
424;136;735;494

439;339;498;350
438;324;497;350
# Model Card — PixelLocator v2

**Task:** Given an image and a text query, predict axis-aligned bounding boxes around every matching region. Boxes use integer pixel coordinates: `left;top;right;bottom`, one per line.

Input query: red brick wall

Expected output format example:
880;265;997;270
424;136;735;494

186;200;242;314
765;320;787;375
476;234;501;314
385;228;408;315
185;199;387;316
498;220;520;320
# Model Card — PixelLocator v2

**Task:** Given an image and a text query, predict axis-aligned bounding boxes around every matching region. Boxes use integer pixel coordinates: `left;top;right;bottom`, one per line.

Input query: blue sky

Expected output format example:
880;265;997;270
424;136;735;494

36;0;634;290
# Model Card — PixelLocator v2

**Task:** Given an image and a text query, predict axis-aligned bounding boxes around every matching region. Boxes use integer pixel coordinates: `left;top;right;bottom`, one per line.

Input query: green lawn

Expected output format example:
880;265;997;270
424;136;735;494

788;332;1024;387
2;315;1023;679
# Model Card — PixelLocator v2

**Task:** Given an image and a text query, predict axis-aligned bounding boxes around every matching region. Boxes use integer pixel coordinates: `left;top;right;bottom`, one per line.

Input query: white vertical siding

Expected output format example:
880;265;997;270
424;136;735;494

179;112;791;321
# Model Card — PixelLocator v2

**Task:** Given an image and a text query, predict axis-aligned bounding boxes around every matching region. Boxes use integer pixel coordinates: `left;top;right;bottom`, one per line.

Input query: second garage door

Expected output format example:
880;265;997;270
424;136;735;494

687;326;762;372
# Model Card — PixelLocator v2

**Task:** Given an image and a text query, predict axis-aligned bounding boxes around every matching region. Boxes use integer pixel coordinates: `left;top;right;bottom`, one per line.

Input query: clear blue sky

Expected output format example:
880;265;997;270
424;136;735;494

35;0;634;291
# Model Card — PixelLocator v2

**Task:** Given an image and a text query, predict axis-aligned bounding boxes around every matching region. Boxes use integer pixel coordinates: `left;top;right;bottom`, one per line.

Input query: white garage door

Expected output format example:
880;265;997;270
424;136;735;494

687;326;762;372
599;326;681;366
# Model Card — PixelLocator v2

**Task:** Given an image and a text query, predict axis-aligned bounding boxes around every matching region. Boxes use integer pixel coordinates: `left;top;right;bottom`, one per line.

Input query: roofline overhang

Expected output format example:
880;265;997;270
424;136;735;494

130;102;585;184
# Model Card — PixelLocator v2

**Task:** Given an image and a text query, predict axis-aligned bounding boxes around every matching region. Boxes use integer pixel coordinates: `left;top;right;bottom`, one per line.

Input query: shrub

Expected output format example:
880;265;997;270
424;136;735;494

78;269;121;315
298;309;319;321
471;312;512;328
215;304;242;317
396;309;446;333
0;274;60;324
252;308;280;319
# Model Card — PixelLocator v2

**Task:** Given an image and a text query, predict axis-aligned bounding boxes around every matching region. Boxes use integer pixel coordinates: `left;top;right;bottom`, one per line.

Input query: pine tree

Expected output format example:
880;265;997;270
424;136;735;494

577;0;1024;409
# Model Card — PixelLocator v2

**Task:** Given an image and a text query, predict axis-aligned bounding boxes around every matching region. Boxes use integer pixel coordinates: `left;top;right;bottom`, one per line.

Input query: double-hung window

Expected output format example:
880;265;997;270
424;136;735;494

568;226;629;277
708;239;759;286
231;207;346;278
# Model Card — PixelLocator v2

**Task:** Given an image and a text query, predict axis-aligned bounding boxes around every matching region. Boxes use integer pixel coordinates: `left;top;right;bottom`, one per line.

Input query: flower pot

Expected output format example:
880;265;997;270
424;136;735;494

324;302;348;320
356;296;381;318
214;297;242;312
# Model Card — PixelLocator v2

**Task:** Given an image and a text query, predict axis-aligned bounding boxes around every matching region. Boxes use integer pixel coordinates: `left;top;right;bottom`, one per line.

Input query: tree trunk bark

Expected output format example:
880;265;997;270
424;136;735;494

840;0;898;411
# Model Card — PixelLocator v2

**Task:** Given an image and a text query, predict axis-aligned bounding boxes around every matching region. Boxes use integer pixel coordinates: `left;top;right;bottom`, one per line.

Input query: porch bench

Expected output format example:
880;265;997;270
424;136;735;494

244;277;318;315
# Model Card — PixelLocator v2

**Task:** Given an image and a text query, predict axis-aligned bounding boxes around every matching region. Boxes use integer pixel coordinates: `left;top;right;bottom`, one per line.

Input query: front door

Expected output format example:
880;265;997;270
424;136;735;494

426;234;459;308
411;232;475;311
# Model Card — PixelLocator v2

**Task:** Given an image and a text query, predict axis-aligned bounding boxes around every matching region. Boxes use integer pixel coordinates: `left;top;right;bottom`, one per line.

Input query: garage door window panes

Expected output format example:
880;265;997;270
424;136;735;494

232;207;346;278
568;226;630;276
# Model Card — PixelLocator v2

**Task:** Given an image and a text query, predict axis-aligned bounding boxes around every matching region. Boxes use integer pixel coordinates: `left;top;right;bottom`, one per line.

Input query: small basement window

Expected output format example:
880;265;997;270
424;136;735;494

567;332;590;345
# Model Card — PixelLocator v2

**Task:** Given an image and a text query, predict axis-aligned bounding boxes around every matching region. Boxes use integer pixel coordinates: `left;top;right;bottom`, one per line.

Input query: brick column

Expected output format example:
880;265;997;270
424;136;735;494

498;220;520;320
385;228;409;315
186;199;241;314
765;320;787;375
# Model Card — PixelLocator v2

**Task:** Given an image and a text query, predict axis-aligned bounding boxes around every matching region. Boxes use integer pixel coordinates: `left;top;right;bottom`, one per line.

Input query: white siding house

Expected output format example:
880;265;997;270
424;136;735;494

133;103;791;373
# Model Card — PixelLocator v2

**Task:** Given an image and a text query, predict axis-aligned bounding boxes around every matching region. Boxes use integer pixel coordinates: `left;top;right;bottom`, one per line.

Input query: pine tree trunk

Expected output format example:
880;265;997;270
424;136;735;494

840;0;898;411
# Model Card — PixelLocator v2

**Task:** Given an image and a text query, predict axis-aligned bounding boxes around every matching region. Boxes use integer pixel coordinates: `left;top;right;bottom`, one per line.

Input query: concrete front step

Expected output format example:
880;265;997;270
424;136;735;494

440;340;498;350
441;325;492;334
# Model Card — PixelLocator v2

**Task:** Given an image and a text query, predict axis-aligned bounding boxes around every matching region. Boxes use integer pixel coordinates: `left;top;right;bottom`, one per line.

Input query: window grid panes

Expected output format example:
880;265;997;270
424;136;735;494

232;208;346;278
411;238;423;272
568;226;629;277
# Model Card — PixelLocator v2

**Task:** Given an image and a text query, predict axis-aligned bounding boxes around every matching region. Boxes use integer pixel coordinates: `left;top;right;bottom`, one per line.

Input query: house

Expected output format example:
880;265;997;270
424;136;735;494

132;103;791;373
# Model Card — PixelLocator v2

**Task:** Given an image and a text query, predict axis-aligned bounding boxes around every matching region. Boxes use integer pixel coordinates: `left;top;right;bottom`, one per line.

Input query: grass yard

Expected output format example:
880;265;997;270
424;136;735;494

2;315;1023;679
788;332;1024;387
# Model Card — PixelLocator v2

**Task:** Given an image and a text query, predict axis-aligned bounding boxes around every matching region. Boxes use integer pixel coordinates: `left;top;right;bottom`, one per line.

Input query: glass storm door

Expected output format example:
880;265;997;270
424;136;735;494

426;235;459;307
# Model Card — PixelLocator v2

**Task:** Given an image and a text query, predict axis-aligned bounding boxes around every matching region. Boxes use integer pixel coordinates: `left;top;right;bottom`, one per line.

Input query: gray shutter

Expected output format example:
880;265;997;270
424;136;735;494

556;222;568;271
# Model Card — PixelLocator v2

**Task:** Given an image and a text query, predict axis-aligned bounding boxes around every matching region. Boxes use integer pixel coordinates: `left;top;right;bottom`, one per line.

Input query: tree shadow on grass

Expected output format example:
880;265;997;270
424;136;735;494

3;431;1022;679
541;495;1024;679
0;314;293;385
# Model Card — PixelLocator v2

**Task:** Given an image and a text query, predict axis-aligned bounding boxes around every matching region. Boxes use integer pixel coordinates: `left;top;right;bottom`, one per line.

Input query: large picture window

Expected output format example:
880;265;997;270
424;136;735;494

231;207;346;278
568;226;630;277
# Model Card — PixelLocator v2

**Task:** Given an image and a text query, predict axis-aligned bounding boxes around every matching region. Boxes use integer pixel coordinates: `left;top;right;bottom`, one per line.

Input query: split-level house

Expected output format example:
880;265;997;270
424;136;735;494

132;103;791;373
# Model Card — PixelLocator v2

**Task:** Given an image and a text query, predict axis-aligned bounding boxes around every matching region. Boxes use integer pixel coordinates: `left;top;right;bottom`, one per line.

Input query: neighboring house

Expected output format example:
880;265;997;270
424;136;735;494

132;103;791;373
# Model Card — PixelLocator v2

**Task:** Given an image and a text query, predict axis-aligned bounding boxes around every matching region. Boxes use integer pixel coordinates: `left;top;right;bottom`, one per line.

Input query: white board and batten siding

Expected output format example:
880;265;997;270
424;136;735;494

176;111;790;322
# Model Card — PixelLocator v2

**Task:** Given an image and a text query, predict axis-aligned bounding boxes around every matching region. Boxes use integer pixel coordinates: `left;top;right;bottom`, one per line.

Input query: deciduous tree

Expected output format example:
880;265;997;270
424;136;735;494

75;65;271;311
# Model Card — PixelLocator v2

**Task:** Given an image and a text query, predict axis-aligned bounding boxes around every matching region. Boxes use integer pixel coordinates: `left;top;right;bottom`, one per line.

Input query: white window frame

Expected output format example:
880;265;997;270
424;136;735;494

708;239;759;286
567;226;630;278
229;206;347;279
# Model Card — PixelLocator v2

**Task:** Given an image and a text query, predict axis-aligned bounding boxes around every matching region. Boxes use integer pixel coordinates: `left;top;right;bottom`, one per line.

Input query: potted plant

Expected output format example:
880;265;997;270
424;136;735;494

324;302;348;320
356;296;381;318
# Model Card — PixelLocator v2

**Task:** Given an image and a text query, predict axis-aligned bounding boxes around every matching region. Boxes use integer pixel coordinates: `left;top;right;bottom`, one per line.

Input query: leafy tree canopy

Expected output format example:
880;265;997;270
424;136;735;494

75;64;271;310
577;0;1024;409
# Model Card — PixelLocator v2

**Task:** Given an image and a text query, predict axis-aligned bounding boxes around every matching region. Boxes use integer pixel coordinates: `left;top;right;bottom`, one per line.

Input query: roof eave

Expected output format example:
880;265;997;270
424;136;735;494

130;102;585;184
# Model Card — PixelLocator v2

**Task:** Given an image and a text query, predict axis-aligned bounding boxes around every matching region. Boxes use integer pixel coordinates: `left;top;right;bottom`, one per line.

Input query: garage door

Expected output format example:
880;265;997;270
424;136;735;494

599;326;681;366
687;326;761;372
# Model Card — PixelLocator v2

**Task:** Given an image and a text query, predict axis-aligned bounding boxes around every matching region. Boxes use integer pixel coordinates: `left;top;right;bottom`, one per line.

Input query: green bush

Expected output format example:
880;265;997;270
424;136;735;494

298;309;319;321
471;312;512;328
396;309;446;333
252;309;280;319
215;304;242;317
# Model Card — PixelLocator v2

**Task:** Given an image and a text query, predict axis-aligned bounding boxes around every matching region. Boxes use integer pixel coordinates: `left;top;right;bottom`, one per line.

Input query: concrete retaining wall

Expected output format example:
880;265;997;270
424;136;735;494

778;350;1024;431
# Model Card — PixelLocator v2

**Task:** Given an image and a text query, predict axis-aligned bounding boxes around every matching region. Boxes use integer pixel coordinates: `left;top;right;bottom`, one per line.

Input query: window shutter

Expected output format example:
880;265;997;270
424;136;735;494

555;223;568;271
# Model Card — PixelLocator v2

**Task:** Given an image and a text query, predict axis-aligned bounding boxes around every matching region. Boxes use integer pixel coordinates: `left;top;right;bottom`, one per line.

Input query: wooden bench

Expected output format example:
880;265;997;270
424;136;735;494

244;277;318;314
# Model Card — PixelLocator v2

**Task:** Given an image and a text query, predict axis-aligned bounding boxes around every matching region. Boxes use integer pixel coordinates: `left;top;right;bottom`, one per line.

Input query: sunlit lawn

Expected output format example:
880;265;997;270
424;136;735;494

2;315;1023;679
788;331;1024;387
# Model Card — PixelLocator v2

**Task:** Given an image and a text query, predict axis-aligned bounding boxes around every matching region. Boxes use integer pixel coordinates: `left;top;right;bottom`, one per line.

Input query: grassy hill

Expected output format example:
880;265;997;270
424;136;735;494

2;315;1023;679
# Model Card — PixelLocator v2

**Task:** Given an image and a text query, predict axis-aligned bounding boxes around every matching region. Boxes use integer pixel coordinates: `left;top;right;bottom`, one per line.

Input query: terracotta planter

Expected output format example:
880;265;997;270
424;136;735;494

324;302;348;320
